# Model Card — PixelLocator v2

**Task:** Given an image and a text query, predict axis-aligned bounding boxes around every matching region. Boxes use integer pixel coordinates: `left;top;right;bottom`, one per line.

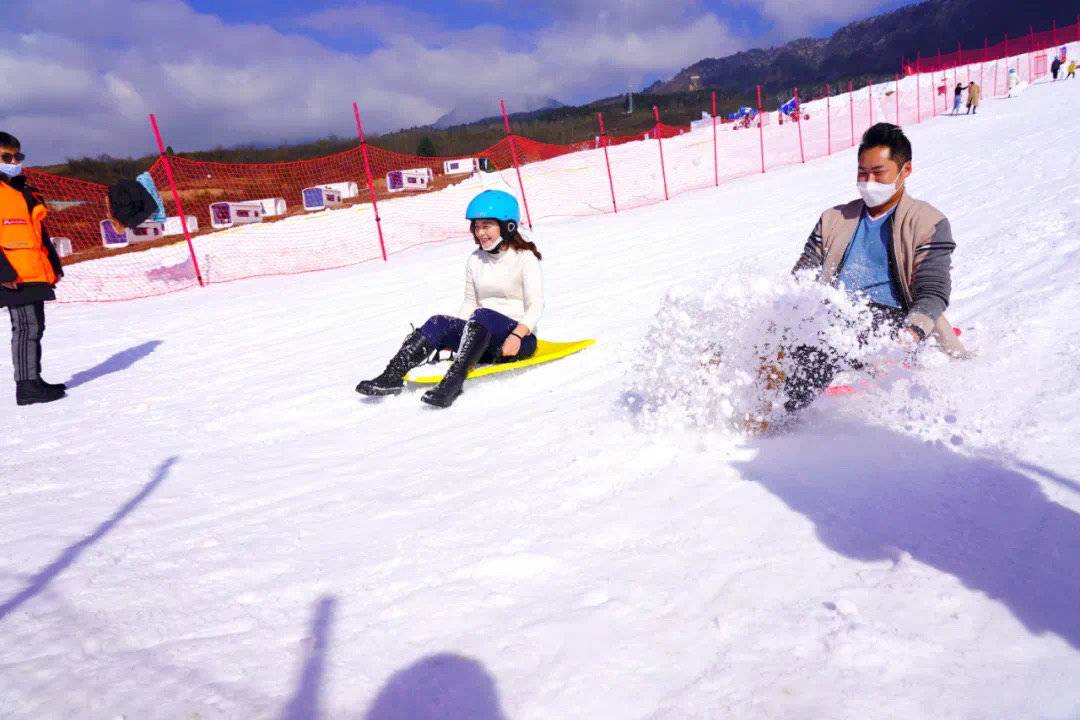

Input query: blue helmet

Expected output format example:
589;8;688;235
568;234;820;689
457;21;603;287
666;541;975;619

465;190;520;225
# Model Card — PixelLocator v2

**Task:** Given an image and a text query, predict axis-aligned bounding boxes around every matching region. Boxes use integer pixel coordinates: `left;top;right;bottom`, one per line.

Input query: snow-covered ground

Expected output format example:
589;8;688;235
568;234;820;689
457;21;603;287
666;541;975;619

2;76;1079;719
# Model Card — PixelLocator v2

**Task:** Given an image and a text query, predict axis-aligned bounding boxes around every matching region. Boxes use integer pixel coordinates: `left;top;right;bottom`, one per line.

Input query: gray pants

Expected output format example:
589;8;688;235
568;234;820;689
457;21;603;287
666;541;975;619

8;303;45;382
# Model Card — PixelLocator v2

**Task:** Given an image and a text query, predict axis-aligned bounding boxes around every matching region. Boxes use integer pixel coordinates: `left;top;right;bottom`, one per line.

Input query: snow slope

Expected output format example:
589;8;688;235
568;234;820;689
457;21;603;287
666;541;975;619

2;78;1079;719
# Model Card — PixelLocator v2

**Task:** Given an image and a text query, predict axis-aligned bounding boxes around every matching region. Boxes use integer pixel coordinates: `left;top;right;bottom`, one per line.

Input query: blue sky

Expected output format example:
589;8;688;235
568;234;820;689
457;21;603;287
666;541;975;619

4;0;920;163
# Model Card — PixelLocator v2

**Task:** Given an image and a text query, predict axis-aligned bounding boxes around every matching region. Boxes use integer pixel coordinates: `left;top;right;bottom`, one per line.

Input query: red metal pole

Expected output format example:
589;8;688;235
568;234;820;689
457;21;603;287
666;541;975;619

895;73;900;125
352;102;388;262
916;53;922;122
1028;26;1035;81
756;85;766;173
867;79;873;127
711;91;719;187
1052;19;1057;47
848;80;855;146
652;105;669;199
596;112;617;214
826;82;832;155
994;58;999;97
794;87;805;163
500;100;533;230
148;114;204;287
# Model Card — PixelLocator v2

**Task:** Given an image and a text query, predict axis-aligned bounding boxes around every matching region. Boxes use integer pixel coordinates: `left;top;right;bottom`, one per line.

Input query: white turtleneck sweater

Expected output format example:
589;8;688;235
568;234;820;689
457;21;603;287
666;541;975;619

458;247;544;332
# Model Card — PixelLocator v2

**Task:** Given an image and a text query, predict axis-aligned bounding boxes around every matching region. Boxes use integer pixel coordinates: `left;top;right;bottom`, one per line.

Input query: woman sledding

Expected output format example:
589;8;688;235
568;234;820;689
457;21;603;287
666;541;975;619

356;189;544;408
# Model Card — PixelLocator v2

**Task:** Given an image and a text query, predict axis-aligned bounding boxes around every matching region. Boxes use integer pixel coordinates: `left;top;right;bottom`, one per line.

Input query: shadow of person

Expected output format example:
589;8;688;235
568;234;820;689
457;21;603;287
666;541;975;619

0;455;177;622
66;340;163;389
280;595;337;720
361;653;509;720
734;421;1080;648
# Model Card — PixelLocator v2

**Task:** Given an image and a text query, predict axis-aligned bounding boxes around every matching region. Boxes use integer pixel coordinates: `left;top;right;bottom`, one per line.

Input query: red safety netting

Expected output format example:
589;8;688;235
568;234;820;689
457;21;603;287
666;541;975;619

22;18;1075;303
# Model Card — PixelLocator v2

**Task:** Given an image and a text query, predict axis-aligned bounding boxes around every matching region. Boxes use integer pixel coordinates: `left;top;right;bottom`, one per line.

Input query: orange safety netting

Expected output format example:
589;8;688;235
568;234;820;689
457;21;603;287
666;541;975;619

21;19;1076;303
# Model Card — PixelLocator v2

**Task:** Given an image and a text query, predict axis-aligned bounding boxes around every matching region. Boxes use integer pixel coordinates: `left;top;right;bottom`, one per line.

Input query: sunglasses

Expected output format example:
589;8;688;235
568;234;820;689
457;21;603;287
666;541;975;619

1;152;25;164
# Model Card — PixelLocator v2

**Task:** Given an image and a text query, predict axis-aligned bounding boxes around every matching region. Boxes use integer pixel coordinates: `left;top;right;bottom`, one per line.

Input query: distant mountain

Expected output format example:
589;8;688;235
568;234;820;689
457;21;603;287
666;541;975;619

647;0;1080;95
432;97;566;129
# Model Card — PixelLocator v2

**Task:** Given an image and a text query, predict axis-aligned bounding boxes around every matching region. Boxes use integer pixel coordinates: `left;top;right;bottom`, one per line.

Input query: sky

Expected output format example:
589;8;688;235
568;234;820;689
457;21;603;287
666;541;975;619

3;0;920;164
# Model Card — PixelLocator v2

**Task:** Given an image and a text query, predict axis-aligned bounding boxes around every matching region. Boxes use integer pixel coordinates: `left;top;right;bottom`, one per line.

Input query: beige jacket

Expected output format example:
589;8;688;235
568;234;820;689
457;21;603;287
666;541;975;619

967;83;981;107
794;192;968;357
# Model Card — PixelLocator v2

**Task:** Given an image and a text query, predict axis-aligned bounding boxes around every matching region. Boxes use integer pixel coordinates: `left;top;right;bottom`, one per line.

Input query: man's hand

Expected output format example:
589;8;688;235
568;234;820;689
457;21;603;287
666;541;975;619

0;281;17;290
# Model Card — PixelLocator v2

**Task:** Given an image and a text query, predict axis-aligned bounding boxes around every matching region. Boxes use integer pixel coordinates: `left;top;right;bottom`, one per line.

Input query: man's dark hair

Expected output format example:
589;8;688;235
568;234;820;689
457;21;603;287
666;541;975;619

0;132;20;150
858;123;911;167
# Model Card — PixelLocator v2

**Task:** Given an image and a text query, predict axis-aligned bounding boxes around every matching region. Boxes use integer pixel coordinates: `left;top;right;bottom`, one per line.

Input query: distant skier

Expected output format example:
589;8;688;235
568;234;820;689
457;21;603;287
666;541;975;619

965;81;981;114
1067;60;1076;79
0;131;67;405
355;190;544;408
952;83;966;114
1006;68;1022;97
748;123;967;432
1051;55;1062;80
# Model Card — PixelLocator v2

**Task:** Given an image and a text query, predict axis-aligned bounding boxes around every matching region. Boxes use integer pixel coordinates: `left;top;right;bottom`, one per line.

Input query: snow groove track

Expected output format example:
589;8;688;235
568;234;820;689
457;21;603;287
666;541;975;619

1;80;1079;718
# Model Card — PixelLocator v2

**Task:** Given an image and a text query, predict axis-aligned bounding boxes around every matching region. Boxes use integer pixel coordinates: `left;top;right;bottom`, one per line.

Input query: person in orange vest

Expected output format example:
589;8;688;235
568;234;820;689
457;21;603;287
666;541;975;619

0;131;66;405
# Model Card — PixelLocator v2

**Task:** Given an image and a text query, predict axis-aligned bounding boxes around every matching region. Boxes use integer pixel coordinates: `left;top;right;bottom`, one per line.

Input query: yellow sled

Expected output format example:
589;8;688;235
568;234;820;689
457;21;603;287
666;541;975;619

405;338;595;384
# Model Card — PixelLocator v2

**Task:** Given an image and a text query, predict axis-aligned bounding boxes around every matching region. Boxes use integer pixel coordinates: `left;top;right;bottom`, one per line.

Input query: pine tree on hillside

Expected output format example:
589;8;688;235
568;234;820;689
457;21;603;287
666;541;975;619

416;137;438;157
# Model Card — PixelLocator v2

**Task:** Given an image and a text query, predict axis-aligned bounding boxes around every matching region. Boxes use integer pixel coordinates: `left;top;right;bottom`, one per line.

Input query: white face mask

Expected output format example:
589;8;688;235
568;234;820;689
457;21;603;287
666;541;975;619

0;162;22;178
857;179;900;208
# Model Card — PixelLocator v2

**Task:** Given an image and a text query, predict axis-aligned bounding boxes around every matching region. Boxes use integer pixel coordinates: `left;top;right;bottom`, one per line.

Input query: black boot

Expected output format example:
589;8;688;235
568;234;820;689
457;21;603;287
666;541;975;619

356;329;434;396
16;379;66;406
422;321;491;408
40;379;67;392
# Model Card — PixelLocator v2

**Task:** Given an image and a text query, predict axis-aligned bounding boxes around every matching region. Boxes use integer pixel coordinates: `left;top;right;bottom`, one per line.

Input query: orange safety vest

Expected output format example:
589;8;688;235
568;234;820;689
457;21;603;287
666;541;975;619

0;181;56;285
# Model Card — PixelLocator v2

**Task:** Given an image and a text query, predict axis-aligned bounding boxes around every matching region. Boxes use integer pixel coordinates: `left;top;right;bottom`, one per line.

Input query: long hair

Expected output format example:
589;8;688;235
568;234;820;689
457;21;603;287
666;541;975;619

471;221;542;260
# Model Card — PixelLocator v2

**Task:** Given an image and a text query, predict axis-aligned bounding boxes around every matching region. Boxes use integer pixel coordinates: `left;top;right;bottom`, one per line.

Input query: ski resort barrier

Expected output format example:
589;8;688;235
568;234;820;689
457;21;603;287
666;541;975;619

24;18;1080;303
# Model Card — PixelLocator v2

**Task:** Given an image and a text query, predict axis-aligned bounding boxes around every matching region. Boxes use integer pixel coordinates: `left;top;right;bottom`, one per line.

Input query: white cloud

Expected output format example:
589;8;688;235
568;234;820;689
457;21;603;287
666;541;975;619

2;0;747;163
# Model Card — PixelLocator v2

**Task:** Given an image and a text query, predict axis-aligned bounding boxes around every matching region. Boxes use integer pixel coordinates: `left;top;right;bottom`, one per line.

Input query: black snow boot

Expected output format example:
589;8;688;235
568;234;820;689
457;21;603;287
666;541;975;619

16;379;67;406
421;321;491;408
356;329;435;396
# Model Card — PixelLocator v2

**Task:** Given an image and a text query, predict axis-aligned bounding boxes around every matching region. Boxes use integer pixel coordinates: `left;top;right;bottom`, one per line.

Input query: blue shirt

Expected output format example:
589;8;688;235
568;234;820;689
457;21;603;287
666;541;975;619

835;207;903;308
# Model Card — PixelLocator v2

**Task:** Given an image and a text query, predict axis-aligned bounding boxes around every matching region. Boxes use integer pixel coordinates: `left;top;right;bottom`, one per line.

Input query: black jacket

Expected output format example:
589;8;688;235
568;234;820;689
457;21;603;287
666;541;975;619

0;175;64;308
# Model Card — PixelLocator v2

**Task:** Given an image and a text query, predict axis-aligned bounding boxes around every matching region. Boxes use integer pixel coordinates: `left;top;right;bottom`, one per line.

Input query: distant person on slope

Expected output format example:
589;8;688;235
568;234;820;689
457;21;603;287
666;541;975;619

768;123;967;425
355;190;544;408
1051;55;1062;81
952;83;966;114
965;81;981;114
1067;60;1076;79
0;131;67;406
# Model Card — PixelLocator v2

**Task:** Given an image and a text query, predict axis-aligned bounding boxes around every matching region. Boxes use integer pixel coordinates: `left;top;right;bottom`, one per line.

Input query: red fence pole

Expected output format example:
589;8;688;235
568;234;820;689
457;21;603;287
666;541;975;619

711;91;719;187
596;112;617;214
916;53;922;122
994;58;999;97
867;79;873;126
652;105;669;200
148;114;204;287
1028;26;1035;81
826;82;832;155
500;99;533;230
756;85;766;173
848;80;855;146
794;87;805;163
352;102;388;263
1052;19;1057;47
895;74;900;125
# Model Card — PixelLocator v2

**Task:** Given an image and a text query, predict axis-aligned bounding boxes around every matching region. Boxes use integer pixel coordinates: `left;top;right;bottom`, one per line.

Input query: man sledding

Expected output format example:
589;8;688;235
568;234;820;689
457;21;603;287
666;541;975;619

747;122;968;432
